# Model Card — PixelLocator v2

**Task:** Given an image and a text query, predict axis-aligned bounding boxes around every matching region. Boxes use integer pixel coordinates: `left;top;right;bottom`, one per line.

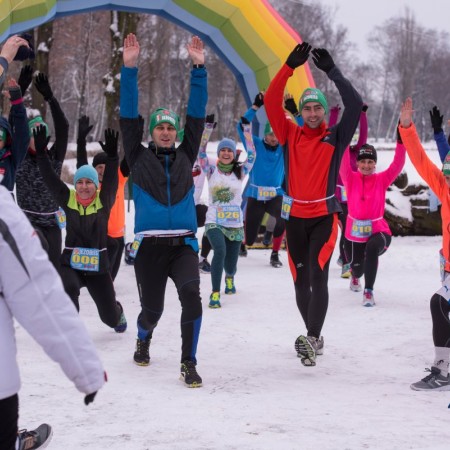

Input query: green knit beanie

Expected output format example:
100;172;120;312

443;152;450;175
299;88;328;114
148;108;180;136
264;122;274;135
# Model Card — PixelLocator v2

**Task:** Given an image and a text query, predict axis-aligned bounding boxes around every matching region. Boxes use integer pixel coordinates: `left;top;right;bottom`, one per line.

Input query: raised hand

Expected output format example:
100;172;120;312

253;92;264;108
99;128;119;157
123;33;140;68
78;115;94;142
362;104;369;113
399;97;414;129
18;65;33;95
286;42;311;69
429;106;443;134
187;36;204;66
33;125;51;156
284;93;298;116
311;48;335;73
34;73;53;101
7;78;22;102
0;35;29;63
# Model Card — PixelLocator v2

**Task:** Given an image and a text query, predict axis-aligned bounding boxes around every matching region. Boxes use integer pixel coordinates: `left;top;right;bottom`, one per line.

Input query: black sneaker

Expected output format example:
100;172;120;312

199;258;211;274
270;251;283;268
134;337;151;366
239;243;247;257
180;360;203;388
17;423;52;450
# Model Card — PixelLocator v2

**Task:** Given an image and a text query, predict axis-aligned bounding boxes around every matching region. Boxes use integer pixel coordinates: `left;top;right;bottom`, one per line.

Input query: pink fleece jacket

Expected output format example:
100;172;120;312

340;142;406;243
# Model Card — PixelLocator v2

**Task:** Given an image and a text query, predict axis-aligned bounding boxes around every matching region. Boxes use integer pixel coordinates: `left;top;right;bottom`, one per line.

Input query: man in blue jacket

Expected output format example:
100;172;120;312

120;33;207;388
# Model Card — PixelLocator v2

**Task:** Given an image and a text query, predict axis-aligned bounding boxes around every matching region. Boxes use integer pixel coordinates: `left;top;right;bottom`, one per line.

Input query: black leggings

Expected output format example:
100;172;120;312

0;394;18;450
107;236;125;281
134;240;202;363
285;214;338;338
344;232;391;290
245;196;285;246
430;293;450;347
59;266;121;328
338;203;349;263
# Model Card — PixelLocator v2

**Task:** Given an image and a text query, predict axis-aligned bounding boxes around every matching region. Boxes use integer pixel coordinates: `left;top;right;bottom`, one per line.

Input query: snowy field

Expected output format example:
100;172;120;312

15;233;450;450
12;139;450;449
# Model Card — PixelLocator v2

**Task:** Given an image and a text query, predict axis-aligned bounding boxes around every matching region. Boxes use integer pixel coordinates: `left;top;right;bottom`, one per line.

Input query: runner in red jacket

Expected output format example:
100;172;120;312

265;42;362;367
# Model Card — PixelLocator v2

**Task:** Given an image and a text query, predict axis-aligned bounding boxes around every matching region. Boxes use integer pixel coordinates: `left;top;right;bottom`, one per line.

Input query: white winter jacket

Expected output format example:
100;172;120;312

0;186;105;400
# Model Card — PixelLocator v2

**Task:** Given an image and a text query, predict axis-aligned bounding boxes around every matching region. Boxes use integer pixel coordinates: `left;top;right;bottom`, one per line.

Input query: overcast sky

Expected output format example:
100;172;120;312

291;0;449;60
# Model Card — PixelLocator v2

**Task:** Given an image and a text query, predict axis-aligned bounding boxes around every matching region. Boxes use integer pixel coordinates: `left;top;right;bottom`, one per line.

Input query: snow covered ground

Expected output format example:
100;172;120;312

15;231;450;449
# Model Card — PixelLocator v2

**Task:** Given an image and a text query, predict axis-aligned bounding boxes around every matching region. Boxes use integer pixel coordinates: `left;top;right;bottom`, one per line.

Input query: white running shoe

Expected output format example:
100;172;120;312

350;276;362;292
362;289;375;307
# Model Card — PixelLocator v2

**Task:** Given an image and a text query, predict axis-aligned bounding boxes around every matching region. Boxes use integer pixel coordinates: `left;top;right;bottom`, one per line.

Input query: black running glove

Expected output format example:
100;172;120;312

78;115;94;143
33;125;50;158
286;42;311;69
284;98;299;116
18;65;33;95
99;128;119;157
311;48;335;73
253;92;264;108
34;73;53;101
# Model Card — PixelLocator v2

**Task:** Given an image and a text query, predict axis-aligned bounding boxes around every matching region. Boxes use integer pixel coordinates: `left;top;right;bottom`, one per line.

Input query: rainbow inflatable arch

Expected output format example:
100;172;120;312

1;0;315;126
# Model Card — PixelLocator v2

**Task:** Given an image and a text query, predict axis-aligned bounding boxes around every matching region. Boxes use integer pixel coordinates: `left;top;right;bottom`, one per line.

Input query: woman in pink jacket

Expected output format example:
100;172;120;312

340;138;405;306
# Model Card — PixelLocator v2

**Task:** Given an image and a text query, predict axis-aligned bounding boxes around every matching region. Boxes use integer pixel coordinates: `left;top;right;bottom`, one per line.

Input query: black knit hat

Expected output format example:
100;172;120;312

92;152;107;167
357;144;377;162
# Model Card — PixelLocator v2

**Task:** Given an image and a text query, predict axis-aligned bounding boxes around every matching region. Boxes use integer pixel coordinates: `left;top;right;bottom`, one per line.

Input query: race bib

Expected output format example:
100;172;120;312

216;205;241;226
70;247;99;272
257;186;277;201
350;219;372;238
340;185;347;202
55;207;66;229
281;195;293;220
129;234;144;259
437;271;450;302
440;249;447;283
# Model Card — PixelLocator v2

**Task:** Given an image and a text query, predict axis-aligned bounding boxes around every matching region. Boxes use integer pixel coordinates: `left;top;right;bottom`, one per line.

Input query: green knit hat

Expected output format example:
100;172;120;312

299;88;328;114
148;108;180;136
28;116;49;137
443;152;450;175
264;122;274;135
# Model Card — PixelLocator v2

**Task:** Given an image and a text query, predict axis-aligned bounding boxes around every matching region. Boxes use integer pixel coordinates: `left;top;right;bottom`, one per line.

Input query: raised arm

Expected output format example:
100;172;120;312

98;129;119;210
429;106;450;162
76;115;93;169
265;42;312;145
354;104;368;150
177;36;208;164
7;79;29;170
35;73;69;162
240;119;256;175
34;125;70;205
311;48;363;155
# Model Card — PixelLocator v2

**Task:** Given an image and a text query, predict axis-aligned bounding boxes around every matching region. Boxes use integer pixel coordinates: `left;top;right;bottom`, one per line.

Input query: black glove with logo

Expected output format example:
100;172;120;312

311;48;335;73
286;42;311;69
